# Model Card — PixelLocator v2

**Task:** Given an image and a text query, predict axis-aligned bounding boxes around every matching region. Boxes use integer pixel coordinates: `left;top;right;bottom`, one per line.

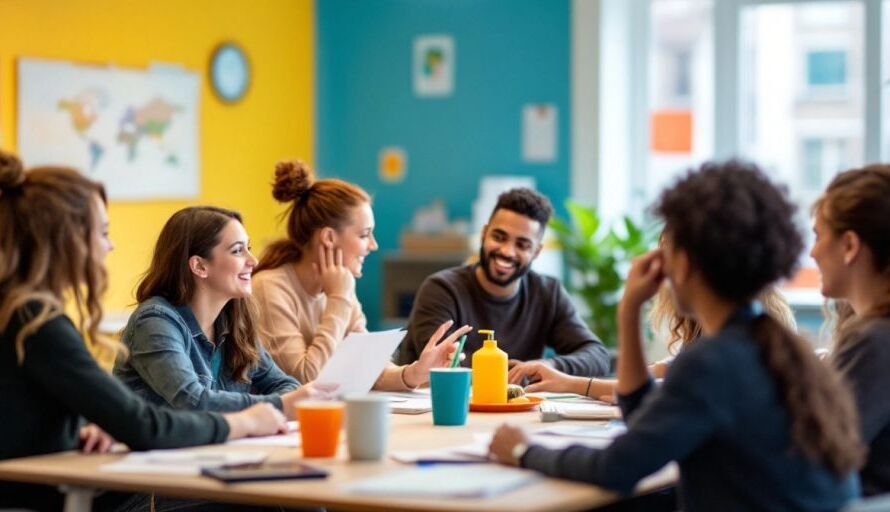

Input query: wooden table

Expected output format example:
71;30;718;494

0;408;676;512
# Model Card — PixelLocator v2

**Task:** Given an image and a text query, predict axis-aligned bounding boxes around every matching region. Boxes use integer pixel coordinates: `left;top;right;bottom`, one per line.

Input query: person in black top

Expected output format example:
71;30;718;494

811;164;890;496
398;187;610;378
0;151;287;511
490;160;865;511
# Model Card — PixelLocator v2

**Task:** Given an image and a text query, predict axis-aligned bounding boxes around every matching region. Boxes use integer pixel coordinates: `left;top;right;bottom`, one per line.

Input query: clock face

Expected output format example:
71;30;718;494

210;43;250;103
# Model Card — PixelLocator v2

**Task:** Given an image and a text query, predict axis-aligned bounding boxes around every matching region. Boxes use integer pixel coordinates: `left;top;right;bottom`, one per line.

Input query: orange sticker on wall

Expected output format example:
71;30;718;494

379;147;407;183
651;110;693;153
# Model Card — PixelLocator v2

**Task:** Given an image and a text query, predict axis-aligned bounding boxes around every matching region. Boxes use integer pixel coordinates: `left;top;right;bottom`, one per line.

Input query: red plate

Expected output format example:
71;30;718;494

469;396;545;412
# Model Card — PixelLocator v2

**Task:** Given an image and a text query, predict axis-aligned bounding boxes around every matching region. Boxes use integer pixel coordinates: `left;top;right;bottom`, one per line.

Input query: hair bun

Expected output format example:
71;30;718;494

272;160;314;202
0;151;25;194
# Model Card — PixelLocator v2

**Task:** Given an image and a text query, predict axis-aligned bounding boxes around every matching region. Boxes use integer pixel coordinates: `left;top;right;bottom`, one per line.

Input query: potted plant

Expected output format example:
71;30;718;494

549;200;657;349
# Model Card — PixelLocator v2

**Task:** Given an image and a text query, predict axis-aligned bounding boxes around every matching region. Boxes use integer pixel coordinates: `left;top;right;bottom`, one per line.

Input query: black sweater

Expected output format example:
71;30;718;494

0;306;229;508
833;317;890;496
398;265;610;376
521;305;858;512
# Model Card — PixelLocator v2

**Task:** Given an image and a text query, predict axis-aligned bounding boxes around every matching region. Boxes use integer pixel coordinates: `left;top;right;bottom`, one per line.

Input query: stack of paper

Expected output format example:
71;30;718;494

370;390;432;414
100;450;267;476
226;421;300;447
536;422;626;440
343;464;539;498
539;400;620;420
391;443;488;464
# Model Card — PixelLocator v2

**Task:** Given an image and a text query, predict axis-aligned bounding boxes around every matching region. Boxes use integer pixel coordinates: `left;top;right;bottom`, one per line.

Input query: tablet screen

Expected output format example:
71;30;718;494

202;461;329;482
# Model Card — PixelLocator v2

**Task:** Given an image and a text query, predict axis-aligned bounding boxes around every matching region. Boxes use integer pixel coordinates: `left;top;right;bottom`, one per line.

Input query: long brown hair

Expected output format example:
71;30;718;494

255;160;369;273
814;165;890;351
654;159;864;476
0;151;116;364
650;285;797;355
136;206;260;382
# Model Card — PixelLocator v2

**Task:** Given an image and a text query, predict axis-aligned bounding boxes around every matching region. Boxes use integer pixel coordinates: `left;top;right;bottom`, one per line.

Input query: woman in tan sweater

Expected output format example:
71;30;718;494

253;160;471;391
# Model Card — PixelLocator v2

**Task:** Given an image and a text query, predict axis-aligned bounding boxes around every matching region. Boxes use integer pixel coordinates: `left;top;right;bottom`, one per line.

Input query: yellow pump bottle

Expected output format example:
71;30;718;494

471;329;508;404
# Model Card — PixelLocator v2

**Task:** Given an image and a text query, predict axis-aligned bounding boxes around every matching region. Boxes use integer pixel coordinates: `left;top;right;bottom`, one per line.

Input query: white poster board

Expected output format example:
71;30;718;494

522;104;558;163
17;57;200;200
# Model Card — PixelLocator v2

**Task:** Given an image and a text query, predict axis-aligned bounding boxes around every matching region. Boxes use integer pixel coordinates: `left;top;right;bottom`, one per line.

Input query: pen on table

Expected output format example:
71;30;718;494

449;334;467;368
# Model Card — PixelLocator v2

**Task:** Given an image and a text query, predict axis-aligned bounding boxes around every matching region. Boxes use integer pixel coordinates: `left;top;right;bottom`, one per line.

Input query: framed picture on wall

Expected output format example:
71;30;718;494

413;35;454;97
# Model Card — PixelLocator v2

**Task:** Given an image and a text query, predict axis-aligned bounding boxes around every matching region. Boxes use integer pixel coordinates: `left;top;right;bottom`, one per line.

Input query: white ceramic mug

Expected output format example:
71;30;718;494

344;394;390;461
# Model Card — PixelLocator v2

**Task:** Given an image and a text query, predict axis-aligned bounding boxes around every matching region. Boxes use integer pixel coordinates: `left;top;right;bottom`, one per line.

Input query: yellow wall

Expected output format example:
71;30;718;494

0;0;315;312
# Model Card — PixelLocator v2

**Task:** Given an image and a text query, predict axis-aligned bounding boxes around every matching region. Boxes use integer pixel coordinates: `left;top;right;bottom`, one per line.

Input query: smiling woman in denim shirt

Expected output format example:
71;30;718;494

114;206;327;418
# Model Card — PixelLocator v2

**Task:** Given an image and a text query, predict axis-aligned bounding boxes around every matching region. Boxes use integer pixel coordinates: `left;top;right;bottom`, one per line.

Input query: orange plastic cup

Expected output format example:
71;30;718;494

296;401;344;458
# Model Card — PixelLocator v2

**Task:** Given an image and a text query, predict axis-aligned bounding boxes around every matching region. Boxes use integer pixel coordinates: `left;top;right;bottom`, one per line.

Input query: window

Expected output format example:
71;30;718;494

883;0;890;160
807;50;847;86
801;138;849;191
592;0;882;223
646;0;713;204
739;1;863;210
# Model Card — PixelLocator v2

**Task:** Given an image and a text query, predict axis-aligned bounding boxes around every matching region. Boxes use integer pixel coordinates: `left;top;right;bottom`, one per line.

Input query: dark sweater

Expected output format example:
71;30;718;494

0;306;229;509
833;317;890;496
521;305;858;512
397;265;610;376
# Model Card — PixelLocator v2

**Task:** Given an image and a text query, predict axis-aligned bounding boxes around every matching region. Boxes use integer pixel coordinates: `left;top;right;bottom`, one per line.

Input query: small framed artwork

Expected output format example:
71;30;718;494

413;35;454;98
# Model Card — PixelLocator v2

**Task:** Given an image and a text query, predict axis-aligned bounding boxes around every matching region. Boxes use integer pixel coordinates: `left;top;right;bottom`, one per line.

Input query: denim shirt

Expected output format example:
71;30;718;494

113;296;300;412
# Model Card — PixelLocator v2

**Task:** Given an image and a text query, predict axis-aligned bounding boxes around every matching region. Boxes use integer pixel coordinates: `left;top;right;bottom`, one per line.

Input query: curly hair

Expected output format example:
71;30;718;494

654;160;802;301
653;159;864;477
650;284;796;355
491;188;553;234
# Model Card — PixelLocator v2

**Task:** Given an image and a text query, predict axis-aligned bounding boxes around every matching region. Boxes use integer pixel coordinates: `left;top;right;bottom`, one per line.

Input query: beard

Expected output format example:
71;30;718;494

478;246;532;287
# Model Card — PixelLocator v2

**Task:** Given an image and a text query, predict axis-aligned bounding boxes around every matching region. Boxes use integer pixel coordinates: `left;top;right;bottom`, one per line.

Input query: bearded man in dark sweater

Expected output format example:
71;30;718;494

397;188;610;379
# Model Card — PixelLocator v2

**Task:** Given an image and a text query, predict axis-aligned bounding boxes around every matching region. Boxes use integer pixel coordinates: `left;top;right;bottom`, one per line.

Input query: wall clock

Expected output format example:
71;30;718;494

209;42;250;104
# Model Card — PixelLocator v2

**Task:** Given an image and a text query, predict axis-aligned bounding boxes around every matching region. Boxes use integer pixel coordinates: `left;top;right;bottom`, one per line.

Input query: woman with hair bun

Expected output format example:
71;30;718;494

489;160;864;511
253;160;470;391
812;164;890;496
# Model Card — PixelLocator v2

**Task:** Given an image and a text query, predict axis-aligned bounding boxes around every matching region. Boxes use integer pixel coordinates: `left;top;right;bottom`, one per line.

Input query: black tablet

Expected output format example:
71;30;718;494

201;461;329;483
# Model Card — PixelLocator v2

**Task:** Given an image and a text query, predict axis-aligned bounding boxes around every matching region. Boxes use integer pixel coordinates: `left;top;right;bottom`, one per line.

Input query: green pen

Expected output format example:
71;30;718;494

449;334;468;368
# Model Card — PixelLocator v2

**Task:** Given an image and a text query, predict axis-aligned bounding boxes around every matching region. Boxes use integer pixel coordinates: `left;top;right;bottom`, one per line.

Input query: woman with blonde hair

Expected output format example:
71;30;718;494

253;160;470;390
0;152;284;511
812;164;890;495
513;272;796;400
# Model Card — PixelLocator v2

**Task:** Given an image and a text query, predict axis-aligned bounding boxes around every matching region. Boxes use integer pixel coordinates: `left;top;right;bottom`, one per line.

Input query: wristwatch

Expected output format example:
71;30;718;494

511;442;530;465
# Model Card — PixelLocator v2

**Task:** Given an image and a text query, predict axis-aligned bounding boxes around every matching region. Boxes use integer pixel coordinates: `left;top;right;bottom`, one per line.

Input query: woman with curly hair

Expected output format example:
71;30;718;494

812;164;890;496
490;160;864;511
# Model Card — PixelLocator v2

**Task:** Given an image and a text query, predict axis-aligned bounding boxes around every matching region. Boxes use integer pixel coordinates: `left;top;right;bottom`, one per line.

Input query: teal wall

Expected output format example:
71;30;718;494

316;0;572;329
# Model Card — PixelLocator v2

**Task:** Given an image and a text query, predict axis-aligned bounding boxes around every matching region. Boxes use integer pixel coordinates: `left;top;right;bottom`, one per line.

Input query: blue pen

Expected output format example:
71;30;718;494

449;334;467;368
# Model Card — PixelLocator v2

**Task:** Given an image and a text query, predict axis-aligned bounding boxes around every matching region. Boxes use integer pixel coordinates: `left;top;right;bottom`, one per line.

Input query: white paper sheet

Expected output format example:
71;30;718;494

522;104;557;163
314;329;406;396
343;464;538;498
226;421;300;447
100;450;267;475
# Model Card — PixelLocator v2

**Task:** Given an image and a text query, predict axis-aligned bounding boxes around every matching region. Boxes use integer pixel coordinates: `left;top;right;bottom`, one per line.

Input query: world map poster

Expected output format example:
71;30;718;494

17;57;200;200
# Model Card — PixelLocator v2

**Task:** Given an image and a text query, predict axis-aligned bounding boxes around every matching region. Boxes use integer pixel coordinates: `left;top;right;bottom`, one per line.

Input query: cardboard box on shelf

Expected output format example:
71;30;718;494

400;232;470;254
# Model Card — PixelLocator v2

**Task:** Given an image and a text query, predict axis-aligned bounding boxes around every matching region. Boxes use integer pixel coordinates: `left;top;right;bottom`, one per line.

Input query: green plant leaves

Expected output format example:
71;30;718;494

548;201;657;348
